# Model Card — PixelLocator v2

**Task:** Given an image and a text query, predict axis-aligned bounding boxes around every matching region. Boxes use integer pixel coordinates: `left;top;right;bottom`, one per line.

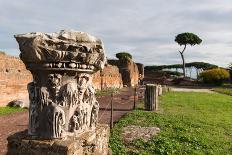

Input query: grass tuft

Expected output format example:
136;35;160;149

0;106;26;115
96;88;119;97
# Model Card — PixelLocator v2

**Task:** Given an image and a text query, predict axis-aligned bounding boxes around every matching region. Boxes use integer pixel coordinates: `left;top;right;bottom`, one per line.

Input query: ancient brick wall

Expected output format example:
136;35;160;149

93;65;123;90
108;59;140;87
136;63;144;79
0;54;124;106
0;53;32;106
0;54;143;106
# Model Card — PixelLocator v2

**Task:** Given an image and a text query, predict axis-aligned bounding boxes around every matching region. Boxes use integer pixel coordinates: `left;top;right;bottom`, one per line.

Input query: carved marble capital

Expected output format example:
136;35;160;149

15;29;106;139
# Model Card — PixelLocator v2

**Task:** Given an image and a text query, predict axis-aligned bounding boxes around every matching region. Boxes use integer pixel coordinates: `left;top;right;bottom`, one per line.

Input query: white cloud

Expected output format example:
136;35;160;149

0;0;232;67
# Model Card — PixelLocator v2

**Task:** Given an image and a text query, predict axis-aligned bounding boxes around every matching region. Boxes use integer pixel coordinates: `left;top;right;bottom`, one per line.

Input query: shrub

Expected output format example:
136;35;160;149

116;52;132;60
0;51;6;55
200;68;230;85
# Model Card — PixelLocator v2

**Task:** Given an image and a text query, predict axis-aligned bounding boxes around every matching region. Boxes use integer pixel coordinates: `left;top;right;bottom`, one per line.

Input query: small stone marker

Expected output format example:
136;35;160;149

158;85;162;96
144;84;158;111
162;85;171;93
7;30;110;155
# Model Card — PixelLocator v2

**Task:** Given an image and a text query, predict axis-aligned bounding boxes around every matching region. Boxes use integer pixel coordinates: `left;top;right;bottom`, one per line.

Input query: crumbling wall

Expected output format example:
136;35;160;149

0;54;124;106
0;53;143;106
136;63;144;79
93;65;123;90
0;53;32;106
108;59;140;87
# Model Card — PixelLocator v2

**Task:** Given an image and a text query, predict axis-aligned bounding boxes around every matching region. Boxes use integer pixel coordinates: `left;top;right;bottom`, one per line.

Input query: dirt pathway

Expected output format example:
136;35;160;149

0;87;138;155
171;87;215;93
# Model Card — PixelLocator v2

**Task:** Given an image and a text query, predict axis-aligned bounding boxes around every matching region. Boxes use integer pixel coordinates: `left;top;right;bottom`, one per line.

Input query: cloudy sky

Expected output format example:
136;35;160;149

1;0;232;67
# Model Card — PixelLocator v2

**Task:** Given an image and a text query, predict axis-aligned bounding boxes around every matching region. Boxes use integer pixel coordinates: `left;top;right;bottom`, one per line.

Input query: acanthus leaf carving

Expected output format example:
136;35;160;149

15;30;106;139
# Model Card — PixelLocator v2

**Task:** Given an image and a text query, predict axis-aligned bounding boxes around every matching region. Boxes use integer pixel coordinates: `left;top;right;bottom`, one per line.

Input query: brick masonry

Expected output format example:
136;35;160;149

0;53;32;106
1;53;143;106
93;64;123;90
108;59;141;87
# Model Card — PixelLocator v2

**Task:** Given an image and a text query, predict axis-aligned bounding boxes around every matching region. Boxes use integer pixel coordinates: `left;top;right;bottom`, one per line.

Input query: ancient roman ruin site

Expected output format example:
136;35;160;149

1;1;232;155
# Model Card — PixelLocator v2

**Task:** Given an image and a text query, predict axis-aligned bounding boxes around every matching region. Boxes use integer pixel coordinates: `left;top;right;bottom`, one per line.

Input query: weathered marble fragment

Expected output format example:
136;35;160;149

14;29;107;139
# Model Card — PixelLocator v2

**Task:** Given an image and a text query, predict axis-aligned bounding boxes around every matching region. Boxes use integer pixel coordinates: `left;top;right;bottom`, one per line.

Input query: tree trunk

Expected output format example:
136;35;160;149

179;44;187;78
180;53;186;77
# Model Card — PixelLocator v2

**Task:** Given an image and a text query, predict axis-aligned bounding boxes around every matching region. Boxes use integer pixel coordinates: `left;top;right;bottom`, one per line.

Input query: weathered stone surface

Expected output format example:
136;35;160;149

15;29;106;70
7;124;110;155
14;29;106;139
144;84;158;111
122;125;160;143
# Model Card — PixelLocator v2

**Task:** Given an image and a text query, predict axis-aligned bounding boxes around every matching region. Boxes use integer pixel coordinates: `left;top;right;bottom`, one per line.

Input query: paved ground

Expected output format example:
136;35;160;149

171;87;215;93
0;87;139;155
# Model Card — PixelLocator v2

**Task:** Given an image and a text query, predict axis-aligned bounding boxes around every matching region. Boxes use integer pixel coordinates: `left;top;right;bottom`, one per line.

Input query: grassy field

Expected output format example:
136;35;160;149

109;92;232;155
0;106;26;115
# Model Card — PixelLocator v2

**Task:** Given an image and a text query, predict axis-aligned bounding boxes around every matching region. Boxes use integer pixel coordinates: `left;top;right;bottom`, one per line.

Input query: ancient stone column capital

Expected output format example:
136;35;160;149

15;29;106;139
15;29;106;71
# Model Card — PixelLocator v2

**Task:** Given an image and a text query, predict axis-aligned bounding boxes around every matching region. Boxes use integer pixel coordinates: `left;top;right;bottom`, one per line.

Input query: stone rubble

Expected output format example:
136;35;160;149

121;125;160;143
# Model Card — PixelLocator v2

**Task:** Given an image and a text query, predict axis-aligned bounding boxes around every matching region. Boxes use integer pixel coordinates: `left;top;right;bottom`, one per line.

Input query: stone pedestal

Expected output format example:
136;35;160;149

144;84;158;111
7;124;110;155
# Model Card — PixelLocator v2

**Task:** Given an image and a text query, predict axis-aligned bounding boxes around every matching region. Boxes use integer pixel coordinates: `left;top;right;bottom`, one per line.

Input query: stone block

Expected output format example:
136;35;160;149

7;124;110;155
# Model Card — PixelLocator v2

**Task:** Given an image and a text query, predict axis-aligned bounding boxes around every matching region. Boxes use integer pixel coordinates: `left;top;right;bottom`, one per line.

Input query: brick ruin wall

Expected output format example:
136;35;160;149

0;53;32;106
93;65;123;90
136;63;144;79
0;54;143;106
108;59;141;87
0;54;130;106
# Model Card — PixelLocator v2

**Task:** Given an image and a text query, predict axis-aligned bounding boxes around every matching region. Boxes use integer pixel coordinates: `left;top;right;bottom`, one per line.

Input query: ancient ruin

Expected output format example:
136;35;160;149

7;29;110;155
0;52;143;106
144;84;158;111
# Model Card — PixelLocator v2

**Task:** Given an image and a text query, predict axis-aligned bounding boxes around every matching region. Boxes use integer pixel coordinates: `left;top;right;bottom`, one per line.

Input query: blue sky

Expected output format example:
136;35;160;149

1;0;232;67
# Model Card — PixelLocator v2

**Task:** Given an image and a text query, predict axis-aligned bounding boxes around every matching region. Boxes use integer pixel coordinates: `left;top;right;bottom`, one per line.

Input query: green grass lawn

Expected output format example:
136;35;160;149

110;92;232;155
0;106;26;115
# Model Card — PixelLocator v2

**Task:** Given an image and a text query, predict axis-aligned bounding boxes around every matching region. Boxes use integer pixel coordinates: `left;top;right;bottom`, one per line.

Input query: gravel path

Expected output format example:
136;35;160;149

171;87;215;93
0;87;138;155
